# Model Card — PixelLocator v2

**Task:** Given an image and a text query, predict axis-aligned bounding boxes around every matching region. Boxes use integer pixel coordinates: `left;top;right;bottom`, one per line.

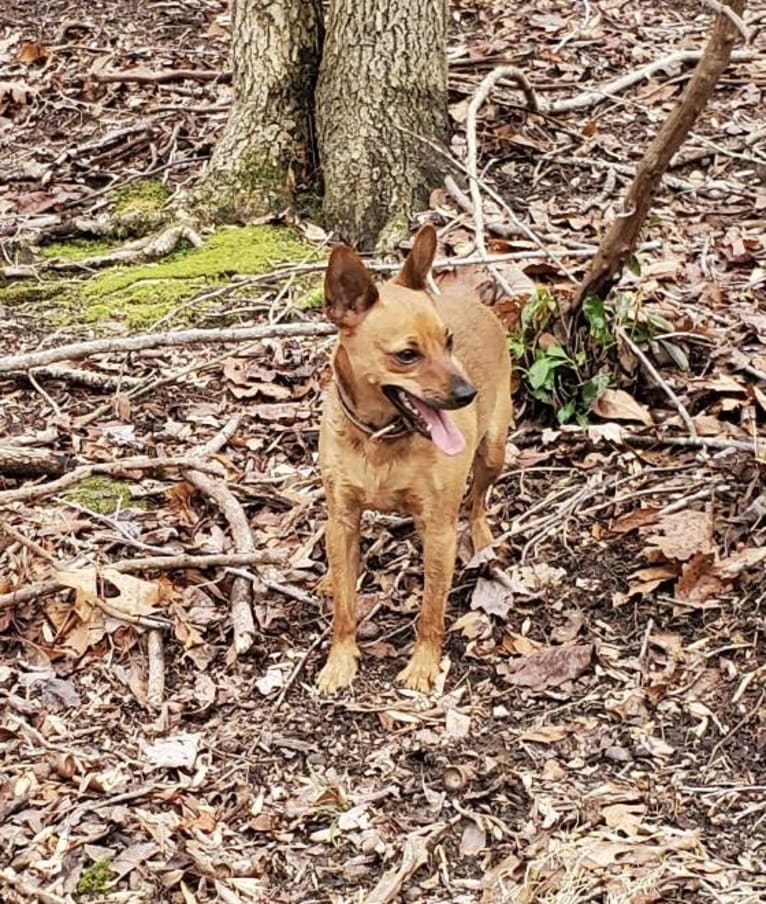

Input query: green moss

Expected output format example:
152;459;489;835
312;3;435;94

374;215;411;254
76;858;115;895
63;477;137;515
113;179;169;216
1;225;314;333
39;237;120;262
74;225;308;327
295;277;324;310
0;281;63;305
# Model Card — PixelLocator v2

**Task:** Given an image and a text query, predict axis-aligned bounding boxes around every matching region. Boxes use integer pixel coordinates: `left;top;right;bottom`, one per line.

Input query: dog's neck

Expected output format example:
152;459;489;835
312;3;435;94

331;346;410;441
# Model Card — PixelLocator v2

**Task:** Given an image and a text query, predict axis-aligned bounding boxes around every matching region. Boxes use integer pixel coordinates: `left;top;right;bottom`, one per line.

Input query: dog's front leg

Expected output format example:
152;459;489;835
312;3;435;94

316;497;362;694
398;512;458;693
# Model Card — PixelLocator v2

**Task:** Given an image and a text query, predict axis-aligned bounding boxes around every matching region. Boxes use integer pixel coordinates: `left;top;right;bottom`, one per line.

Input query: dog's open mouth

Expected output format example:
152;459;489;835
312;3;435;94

382;386;466;456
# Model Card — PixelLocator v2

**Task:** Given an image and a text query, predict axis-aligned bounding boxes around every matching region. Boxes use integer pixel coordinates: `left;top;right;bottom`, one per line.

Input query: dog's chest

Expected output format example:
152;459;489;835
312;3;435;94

342;452;420;513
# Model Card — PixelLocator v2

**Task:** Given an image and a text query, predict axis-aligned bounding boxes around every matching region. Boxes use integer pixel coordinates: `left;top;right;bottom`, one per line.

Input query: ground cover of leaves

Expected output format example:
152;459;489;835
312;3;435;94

1;1;765;902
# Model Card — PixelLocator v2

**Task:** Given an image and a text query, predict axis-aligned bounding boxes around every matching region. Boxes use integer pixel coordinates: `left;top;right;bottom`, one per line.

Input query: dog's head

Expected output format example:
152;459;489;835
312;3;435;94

324;225;475;455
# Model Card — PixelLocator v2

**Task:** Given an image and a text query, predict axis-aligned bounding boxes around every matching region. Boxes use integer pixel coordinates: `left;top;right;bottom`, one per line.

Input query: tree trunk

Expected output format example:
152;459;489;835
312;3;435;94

192;0;322;223
316;0;448;250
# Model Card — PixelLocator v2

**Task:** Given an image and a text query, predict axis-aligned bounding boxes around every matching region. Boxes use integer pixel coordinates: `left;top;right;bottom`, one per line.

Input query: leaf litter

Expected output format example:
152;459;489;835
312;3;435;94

1;0;765;902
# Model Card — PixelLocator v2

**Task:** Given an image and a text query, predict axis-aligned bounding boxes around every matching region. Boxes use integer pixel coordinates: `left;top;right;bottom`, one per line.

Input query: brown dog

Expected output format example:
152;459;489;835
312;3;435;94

316;224;512;694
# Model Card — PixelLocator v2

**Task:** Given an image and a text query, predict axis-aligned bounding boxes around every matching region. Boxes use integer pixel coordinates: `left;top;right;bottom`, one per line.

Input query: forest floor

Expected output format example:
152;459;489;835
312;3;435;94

1;1;765;902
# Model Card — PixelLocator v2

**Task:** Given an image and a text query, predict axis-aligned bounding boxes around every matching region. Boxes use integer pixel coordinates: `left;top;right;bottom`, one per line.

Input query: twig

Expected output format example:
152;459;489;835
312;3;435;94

697;0;750;40
571;5;747;313
0;321;335;374
706;689;766;766
116;551;284;572
545;49;751;114
0;522;56;564
622;434;761;455
184;416;257;654
27;371;64;419
466;71;526;257
146;629;165;707
617;328;698;438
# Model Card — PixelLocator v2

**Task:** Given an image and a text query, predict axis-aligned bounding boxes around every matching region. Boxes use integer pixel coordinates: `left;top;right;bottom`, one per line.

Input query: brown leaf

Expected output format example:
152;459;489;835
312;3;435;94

676;552;721;603
550;610;584;643
470;576;513;619
18;42;49;64
715;546;766;577
612;507;660;534
500;643;593;691
519;725;570;743
591;388;653;425
459;820;486;857
645;509;715;562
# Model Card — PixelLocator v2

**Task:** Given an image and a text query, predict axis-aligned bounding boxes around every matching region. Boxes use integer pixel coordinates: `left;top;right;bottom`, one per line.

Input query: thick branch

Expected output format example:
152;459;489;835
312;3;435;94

0;322;335;375
569;0;746;317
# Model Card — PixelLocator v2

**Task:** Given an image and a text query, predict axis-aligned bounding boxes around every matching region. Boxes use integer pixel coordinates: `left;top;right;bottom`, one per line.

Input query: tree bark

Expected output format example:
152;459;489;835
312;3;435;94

316;0;448;250
192;0;322;222
567;0;746;320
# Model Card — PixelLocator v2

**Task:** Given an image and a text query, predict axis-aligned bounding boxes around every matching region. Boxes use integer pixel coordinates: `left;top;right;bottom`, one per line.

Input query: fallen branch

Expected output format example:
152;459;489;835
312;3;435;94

184;417;258;654
7;365;141;391
569;0;747;318
90;67;231;84
0;553;283;611
25;224;204;273
0;455;224;507
0;321;336;375
0;446;72;478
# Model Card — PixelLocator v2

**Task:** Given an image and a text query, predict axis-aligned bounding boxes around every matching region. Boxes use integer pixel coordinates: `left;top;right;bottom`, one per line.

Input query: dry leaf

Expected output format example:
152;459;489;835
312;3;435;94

612;507;660;534
500;643;593;692
592;388;653;425
459;821;486;857
519;725;570;743
645;509;715;562
602;802;647;837
142;733;200;769
470;576;513;618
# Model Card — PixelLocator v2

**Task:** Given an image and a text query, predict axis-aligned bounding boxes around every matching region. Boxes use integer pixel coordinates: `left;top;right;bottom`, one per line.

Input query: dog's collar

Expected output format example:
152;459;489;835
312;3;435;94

334;381;412;441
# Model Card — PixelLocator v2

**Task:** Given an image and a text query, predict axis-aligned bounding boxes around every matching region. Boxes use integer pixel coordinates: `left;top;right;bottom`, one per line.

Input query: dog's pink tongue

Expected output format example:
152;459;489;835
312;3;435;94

410;398;465;456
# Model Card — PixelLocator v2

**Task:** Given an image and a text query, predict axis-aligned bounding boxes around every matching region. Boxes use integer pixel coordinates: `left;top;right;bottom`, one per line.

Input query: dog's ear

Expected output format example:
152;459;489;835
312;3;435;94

324;245;379;330
394;224;437;291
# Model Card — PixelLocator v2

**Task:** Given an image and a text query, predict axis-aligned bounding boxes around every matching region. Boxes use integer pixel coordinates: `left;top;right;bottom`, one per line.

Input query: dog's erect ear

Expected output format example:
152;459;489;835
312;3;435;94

394;224;437;291
324;245;379;330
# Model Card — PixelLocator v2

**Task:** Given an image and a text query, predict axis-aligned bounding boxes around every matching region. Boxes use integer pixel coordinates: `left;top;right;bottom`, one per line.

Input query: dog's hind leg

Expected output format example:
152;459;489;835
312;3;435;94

467;398;511;553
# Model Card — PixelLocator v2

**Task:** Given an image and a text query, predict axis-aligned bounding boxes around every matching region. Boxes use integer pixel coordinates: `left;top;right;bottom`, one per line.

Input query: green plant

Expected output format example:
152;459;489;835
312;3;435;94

77;858;116;896
510;277;691;424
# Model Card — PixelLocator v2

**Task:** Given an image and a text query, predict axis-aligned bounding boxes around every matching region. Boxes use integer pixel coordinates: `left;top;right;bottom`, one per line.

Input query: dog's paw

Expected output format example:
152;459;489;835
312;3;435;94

316;644;359;694
397;645;441;693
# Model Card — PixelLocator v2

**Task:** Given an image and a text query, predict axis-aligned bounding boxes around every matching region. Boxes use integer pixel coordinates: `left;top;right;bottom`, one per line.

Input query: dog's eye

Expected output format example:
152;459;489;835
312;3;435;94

395;348;420;365
446;333;454;352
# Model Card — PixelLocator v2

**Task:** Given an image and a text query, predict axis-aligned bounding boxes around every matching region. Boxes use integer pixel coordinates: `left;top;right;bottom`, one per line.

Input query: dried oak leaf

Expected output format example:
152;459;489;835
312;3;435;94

644;509;715;562
612;507;660;534
470;576;513;618
676;552;722;603
591;388;653;425
500;643;593;691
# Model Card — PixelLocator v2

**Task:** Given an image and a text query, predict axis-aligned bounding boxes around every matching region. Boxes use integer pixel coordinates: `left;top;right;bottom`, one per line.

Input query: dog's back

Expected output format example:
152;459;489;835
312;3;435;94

435;290;511;443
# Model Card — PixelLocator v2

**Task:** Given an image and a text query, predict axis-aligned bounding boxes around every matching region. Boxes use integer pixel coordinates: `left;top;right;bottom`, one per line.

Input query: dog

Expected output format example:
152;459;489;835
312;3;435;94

316;224;512;694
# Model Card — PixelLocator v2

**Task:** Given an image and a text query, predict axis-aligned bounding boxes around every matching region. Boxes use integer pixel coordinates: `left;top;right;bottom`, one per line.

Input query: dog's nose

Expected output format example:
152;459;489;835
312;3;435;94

450;376;477;408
